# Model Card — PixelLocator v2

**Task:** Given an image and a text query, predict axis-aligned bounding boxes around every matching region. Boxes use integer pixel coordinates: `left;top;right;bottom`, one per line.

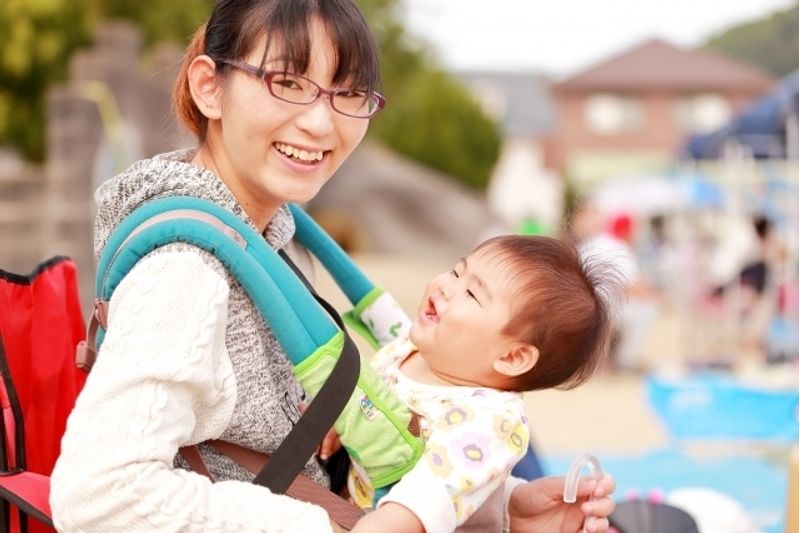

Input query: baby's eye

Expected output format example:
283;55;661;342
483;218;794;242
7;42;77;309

450;269;460;278
466;289;479;303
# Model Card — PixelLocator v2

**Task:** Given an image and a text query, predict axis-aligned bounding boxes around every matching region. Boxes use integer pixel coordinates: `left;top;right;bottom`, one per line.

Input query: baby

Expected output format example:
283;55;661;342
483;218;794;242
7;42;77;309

344;234;624;533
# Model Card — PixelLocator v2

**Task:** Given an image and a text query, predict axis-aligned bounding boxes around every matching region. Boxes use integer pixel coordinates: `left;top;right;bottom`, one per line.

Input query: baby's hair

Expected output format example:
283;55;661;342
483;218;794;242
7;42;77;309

173;0;381;140
473;235;625;392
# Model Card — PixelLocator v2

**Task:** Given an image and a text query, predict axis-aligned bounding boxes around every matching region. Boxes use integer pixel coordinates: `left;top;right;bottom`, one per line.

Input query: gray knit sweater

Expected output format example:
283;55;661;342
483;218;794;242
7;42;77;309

95;148;328;485
50;149;333;532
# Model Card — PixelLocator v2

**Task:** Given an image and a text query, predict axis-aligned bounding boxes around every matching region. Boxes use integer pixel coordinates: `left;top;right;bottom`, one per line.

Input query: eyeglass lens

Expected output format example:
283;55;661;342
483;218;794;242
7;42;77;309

268;73;378;117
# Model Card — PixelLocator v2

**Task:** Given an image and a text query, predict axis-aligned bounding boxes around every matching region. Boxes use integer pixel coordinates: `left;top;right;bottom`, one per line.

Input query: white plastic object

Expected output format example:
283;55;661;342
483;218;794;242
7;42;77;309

563;453;604;533
563;452;603;503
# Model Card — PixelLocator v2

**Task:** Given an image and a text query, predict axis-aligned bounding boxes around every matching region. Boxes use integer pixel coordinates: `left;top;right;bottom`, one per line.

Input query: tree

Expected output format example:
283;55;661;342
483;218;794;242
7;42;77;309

704;3;798;78
0;0;94;161
99;0;213;47
371;68;501;190
1;0;501;190
358;0;501;190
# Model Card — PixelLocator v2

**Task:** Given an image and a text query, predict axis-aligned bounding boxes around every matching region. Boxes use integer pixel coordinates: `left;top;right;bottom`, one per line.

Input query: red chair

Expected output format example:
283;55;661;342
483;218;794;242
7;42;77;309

0;257;87;533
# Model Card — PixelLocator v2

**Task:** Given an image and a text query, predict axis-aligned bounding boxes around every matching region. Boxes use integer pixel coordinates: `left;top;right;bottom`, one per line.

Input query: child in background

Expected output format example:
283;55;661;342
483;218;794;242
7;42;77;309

344;234;624;533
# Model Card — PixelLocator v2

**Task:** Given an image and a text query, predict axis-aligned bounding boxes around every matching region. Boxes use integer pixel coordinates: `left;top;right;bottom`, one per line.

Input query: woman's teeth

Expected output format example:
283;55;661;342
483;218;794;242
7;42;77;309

275;143;324;162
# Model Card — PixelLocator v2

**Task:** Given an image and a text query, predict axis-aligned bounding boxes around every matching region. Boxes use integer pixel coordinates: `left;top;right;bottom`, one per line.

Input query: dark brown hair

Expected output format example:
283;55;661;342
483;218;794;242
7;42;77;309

473;235;620;392
173;0;381;140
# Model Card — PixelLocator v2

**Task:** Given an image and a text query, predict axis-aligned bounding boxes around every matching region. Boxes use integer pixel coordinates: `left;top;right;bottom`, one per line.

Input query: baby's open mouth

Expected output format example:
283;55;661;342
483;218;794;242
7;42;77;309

424;297;439;321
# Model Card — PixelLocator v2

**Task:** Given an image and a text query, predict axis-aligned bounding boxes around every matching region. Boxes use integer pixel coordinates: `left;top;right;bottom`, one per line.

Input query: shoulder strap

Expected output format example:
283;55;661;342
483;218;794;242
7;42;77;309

85;197;361;495
93;197;340;361
287;203;374;305
254;252;359;493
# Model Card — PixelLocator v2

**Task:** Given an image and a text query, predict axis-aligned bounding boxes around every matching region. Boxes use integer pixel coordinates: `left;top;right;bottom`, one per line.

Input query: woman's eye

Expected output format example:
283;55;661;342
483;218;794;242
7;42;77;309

272;76;302;90
337;89;367;99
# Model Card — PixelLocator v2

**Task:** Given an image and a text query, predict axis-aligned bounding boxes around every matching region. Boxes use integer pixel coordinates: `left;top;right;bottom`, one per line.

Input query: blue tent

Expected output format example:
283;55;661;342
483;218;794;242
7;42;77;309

682;71;798;159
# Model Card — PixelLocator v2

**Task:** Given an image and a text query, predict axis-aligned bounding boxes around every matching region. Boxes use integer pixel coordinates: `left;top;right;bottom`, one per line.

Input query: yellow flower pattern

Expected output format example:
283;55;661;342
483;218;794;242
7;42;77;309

349;337;530;527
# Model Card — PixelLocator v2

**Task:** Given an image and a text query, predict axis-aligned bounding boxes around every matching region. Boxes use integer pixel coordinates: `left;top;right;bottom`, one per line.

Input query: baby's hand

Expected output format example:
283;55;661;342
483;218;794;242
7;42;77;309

319;428;341;461
299;401;342;461
348;502;424;533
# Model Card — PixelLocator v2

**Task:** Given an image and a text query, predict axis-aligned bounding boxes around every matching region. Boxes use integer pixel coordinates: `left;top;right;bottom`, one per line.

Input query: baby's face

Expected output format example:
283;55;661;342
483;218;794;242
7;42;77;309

409;247;520;386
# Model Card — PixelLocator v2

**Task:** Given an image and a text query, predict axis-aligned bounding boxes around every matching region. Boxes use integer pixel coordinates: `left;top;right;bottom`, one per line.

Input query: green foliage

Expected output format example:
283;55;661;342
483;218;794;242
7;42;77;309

371;69;501;190
358;0;501;190
0;0;94;160
704;3;798;77
100;0;213;46
0;0;502;190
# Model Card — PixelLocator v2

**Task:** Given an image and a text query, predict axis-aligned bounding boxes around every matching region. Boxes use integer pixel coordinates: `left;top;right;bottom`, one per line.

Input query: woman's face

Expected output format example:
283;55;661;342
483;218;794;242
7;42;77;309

205;18;370;224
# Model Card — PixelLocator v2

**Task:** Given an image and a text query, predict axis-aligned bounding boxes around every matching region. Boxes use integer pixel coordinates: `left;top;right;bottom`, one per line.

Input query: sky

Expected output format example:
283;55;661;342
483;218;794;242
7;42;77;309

402;0;796;78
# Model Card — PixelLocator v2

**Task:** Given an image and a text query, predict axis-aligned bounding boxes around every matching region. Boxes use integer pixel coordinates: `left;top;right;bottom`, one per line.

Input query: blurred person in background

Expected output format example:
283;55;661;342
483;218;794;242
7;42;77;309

569;201;659;372
710;214;791;366
49;1;616;531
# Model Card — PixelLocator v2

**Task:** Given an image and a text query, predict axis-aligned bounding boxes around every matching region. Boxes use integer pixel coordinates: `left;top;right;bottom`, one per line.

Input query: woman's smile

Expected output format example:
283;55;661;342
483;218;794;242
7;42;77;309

273;142;327;164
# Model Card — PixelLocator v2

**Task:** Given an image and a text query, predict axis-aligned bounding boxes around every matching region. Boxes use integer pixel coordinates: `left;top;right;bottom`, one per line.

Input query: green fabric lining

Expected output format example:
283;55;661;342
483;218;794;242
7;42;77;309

293;330;423;489
294;332;344;377
342;310;380;350
352;287;385;317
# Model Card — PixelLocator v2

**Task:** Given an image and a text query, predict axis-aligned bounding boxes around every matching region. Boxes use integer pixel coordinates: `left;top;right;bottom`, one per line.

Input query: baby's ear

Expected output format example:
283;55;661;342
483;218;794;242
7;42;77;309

493;343;538;377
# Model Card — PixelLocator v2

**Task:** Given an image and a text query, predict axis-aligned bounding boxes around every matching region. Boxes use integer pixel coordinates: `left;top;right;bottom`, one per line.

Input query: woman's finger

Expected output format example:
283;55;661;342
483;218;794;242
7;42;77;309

581;495;616;518
593;473;616;498
583;516;610;533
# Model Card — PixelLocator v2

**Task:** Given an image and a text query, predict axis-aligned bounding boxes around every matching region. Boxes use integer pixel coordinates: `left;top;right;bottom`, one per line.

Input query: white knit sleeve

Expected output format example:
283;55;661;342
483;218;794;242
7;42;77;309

50;251;332;532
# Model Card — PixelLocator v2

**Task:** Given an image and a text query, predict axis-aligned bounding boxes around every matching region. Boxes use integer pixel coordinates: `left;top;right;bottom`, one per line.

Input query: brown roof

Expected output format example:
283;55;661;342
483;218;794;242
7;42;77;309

556;38;774;93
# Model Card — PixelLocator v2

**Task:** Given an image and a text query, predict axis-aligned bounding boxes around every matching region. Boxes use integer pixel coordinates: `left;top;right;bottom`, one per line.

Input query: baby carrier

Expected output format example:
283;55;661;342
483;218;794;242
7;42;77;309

0;197;424;531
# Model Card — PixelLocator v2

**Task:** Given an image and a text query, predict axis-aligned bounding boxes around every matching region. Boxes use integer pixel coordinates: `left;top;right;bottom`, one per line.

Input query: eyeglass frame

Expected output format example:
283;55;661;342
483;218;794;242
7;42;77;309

216;58;386;119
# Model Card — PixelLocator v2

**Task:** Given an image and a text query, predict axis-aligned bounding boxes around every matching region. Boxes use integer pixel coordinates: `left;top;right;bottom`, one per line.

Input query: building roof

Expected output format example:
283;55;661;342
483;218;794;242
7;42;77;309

556;39;774;93
457;71;555;136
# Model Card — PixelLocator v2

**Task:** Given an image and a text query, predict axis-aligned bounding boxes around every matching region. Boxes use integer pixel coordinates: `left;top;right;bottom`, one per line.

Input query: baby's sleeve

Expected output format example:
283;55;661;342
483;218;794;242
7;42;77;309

379;399;529;531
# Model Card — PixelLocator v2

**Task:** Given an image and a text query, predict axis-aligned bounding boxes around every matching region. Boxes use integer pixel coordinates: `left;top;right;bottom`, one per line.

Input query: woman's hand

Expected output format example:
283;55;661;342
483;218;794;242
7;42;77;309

508;474;616;533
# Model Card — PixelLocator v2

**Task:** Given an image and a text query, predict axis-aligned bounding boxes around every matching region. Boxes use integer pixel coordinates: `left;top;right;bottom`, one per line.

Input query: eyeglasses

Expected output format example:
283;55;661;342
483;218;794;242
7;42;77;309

218;59;386;119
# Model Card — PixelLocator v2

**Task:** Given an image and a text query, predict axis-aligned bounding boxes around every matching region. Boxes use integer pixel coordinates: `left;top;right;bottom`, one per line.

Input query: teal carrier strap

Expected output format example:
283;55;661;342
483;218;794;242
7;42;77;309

88;197;423;495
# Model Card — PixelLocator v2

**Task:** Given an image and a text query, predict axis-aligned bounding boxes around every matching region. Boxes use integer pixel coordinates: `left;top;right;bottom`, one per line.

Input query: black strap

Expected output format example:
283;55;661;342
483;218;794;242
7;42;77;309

251;250;360;494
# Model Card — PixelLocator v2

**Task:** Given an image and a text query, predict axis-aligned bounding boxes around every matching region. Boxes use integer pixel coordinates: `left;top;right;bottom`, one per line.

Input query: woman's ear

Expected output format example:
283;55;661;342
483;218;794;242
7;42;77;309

188;55;223;120
493;343;538;377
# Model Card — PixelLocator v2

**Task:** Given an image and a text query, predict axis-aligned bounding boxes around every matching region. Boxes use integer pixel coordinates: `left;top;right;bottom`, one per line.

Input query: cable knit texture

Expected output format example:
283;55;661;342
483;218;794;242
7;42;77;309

50;149;332;532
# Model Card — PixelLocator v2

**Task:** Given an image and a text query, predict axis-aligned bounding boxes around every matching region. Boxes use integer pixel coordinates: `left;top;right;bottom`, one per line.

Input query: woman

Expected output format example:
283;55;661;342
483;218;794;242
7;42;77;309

50;1;615;531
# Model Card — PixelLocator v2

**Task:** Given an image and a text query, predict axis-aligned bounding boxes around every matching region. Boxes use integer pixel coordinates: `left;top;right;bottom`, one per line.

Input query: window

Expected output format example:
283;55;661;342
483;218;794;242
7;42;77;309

584;94;645;135
673;94;731;133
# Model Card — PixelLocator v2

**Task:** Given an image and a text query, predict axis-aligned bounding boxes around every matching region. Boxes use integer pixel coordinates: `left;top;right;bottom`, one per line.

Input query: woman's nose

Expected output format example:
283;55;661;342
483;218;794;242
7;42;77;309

296;95;336;137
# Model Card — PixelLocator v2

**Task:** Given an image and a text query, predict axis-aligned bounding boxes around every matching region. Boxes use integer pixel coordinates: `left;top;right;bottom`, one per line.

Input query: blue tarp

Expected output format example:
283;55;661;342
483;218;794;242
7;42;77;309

544;448;789;533
646;373;799;441
683;71;799;159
